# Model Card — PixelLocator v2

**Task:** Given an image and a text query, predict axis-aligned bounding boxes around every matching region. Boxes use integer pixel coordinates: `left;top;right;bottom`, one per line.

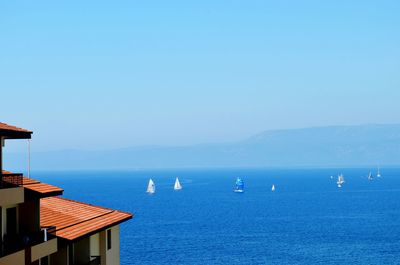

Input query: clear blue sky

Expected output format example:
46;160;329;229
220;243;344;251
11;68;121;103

1;0;400;151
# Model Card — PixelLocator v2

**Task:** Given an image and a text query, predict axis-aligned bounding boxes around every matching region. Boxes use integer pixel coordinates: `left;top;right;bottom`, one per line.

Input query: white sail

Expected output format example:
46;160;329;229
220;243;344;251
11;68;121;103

174;177;182;190
147;178;155;193
337;174;345;187
271;184;275;192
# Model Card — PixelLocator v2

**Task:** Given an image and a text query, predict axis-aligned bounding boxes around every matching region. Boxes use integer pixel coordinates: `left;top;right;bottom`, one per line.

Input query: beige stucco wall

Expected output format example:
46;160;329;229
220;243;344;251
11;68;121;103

31;237;57;262
0;187;24;206
0;249;24;265
90;233;100;257
100;225;120;265
106;225;120;265
50;230;120;265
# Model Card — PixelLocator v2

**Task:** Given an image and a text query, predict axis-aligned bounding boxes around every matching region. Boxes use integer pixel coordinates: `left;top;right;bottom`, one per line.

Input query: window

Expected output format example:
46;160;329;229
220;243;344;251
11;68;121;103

107;229;112;250
6;207;17;236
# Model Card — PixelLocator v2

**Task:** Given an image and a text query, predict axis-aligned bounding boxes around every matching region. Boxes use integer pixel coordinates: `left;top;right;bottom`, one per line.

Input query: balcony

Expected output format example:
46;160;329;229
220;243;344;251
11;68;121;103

0;173;24;206
0;228;56;259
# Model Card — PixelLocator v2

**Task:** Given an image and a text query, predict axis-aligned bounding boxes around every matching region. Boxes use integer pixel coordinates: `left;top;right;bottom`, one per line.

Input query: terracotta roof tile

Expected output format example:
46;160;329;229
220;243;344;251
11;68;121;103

2;171;63;196
22;177;41;185
41;197;133;241
24;182;64;195
55;211;132;240
22;177;63;196
0;122;32;133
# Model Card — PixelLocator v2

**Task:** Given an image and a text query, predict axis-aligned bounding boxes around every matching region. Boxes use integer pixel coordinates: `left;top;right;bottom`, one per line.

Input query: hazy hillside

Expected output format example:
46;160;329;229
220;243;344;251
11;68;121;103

4;124;400;171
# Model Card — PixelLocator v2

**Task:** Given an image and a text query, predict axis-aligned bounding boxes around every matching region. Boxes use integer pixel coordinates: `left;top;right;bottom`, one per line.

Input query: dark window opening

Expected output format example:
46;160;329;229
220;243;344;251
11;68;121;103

6;207;17;236
41;256;49;265
107;229;112;250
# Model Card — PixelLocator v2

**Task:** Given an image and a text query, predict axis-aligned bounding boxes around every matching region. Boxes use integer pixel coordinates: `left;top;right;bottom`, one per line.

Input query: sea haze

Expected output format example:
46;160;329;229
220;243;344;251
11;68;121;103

5;124;400;170
36;168;400;265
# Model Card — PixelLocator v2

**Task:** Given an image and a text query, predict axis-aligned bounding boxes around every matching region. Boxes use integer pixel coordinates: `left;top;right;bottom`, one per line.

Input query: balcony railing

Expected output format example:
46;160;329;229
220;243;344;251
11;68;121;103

0;173;23;188
0;228;56;258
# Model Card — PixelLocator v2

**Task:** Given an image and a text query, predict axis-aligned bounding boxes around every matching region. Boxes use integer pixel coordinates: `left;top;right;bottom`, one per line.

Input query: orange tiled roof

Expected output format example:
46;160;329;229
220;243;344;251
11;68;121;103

22;177;64;196
0;122;32;133
2;171;63;197
41;197;133;241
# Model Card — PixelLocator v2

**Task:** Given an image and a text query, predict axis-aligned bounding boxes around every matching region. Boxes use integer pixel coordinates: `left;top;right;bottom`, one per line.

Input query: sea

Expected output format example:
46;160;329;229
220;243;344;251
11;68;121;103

36;168;400;265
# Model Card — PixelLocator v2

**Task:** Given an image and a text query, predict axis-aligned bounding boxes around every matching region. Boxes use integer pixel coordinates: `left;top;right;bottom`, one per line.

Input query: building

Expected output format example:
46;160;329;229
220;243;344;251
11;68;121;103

0;122;133;265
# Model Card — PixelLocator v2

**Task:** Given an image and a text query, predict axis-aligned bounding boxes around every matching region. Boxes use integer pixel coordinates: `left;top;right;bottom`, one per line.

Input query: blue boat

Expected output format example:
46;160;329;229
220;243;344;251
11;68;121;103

234;177;244;193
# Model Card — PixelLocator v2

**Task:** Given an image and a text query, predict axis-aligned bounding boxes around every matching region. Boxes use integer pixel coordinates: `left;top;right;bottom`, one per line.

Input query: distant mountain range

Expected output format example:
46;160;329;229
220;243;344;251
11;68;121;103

4;124;400;171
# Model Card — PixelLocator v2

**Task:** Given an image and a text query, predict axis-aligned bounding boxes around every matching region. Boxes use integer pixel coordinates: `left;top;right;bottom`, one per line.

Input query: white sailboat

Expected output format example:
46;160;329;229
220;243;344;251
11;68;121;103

146;178;155;194
233;177;244;193
337;174;345;188
367;171;373;181
377;167;381;178
174;177;182;190
271;184;276;192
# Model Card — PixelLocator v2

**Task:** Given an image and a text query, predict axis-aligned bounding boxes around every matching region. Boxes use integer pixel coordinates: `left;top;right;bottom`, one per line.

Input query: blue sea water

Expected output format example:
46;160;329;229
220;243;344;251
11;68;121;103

36;168;400;265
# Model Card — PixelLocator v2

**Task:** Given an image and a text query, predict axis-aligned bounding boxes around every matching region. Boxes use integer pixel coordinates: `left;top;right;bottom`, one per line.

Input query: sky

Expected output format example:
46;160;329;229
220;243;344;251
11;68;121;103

1;0;400;152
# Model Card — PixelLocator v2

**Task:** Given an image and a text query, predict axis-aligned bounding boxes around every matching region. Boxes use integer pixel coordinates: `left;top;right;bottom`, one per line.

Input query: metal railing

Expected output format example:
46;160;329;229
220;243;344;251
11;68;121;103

88;256;101;265
0;173;23;188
